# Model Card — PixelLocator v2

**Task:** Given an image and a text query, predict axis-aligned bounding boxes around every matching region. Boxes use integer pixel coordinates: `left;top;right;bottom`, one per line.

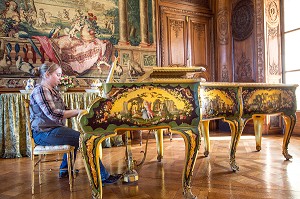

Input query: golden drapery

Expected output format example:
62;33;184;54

0;92;99;158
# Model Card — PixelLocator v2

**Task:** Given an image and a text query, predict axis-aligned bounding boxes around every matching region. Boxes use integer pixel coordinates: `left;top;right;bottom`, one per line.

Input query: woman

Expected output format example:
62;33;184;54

30;62;121;183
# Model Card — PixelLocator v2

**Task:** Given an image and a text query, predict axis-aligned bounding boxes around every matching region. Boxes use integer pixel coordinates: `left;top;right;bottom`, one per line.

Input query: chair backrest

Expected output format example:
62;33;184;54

24;99;36;153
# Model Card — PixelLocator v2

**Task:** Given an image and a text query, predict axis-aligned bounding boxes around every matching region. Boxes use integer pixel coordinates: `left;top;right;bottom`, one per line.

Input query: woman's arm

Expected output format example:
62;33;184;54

32;86;84;121
63;109;82;119
32;86;64;123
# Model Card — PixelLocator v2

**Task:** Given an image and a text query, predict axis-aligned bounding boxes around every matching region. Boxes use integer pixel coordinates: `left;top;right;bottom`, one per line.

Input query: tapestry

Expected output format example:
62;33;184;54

0;0;156;88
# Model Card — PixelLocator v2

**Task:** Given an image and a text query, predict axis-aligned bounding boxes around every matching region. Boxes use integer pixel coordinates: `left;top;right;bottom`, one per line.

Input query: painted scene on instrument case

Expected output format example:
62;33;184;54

86;85;200;130
200;87;239;119
242;87;297;115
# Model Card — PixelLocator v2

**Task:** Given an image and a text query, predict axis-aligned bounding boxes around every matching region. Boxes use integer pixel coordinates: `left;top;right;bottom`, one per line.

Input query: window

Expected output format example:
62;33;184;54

282;0;300;110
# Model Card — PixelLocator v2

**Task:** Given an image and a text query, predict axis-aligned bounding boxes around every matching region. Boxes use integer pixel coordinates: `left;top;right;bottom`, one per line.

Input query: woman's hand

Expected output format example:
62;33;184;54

63;109;85;119
77;109;85;116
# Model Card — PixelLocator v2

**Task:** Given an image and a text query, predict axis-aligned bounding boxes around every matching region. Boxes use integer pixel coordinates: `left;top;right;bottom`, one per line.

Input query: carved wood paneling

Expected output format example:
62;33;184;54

232;0;256;82
215;0;232;82
160;10;187;66
160;0;210;9
263;0;282;135
265;0;281;83
256;0;265;83
158;4;213;80
170;19;184;38
217;9;229;45
232;0;254;41
189;17;210;68
168;17;186;65
235;52;254;82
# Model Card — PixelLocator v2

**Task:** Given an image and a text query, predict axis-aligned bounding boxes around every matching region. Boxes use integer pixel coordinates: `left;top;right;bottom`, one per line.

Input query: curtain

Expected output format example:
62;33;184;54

0;92;98;158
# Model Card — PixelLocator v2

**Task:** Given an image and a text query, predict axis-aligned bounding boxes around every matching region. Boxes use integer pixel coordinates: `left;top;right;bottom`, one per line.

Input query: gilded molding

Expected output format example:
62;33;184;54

86;135;99;188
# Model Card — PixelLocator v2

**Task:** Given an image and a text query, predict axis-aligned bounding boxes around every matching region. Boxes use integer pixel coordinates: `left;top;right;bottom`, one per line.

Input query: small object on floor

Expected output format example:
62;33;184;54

59;169;79;179
103;174;122;184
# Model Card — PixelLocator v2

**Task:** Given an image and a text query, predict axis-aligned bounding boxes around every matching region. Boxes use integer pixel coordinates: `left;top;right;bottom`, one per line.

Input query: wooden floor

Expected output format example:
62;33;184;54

1;133;300;199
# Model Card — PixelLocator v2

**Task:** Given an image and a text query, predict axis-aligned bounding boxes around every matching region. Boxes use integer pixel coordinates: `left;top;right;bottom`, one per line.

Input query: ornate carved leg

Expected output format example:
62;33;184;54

200;120;210;157
252;115;265;151
282;114;296;160
155;129;164;162
124;131;139;182
80;132;116;199
171;129;200;199
227;119;242;172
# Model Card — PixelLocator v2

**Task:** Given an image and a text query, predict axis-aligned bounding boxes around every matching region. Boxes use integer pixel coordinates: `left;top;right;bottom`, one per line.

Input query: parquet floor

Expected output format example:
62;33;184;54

1;133;300;199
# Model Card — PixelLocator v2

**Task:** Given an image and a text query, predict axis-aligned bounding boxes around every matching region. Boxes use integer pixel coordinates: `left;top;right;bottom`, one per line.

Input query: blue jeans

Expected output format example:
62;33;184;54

32;126;110;181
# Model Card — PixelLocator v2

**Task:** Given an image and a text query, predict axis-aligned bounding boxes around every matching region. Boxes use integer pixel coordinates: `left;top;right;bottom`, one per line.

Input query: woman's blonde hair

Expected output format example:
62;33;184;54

33;63;61;78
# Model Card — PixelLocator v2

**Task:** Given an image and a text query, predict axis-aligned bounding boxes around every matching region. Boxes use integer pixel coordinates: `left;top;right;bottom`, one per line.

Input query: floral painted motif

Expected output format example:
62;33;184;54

59;74;74;88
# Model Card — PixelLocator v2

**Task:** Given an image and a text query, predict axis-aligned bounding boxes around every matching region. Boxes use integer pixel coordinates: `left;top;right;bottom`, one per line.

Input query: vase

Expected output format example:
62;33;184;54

59;86;68;93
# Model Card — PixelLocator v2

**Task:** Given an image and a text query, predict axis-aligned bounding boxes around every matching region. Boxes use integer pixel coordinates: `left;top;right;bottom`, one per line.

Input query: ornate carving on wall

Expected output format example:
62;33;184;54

236;52;252;82
193;24;205;40
170;19;184;38
268;26;278;38
266;0;279;27
269;61;279;75
160;6;166;66
217;9;229;45
161;0;210;8
161;5;211;17
265;0;281;82
256;0;265;82
232;0;254;41
221;65;229;82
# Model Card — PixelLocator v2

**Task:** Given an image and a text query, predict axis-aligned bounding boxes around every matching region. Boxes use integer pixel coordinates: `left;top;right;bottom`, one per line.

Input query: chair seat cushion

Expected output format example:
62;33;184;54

34;145;75;153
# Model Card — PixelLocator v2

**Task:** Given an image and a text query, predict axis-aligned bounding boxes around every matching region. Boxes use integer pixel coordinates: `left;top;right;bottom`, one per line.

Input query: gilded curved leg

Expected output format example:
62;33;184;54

200;121;210;157
282;114;296;160
171;129;200;199
252;115;265;151
155;129;164;162
226;119;242;172
80;132;116;199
